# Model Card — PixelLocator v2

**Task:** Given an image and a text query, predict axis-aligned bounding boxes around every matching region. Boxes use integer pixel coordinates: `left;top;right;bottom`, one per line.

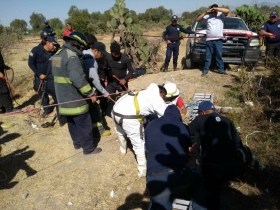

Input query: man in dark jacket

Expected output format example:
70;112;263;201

145;105;207;210
163;15;193;72
188;101;258;210
42;20;56;37
103;41;134;117
28;36;58;116
52;31;101;155
260;11;280;58
0;51;14;113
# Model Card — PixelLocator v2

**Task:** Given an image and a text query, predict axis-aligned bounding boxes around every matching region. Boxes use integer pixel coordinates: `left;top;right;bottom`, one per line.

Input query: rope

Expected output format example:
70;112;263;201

0;88;130;117
112;75;128;91
4;77;43;98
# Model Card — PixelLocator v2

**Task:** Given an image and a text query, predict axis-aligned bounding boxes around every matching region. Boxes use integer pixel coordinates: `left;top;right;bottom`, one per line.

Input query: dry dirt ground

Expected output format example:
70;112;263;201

0;35;267;210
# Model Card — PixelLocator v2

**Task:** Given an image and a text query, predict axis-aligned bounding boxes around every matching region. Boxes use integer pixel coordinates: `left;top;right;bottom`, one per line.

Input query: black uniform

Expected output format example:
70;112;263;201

163;24;192;70
188;112;246;209
28;44;55;114
0;52;13;113
260;19;280;58
42;25;56;36
103;53;133;117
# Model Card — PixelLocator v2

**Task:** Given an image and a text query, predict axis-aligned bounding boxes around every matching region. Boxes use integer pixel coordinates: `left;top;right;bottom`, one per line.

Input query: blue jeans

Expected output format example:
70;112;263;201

146;168;207;210
203;39;224;73
164;42;180;69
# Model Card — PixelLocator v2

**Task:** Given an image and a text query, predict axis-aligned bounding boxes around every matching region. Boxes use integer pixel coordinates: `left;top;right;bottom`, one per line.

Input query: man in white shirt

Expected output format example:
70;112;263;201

196;4;229;77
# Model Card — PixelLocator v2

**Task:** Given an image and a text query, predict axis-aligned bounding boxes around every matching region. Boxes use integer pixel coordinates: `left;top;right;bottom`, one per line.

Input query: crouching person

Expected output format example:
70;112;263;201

145;105;207;210
188;101;260;209
111;83;167;177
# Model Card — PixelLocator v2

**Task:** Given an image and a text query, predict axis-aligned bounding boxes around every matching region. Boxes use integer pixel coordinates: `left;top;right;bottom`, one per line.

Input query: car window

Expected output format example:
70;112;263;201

195;18;249;31
196;19;207;30
224;18;248;30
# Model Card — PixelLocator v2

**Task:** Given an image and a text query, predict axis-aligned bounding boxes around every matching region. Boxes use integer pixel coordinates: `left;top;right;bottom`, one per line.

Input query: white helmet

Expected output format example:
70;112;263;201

164;82;180;97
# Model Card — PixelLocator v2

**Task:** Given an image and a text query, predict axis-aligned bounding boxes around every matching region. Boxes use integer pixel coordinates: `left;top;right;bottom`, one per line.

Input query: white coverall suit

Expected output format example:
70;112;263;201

111;83;167;177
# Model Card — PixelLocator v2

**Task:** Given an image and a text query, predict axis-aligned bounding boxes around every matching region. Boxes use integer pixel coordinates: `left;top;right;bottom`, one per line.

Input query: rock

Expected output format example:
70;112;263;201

126;186;132;191
22;193;29;199
31;123;39;130
67;201;73;206
110;190;118;198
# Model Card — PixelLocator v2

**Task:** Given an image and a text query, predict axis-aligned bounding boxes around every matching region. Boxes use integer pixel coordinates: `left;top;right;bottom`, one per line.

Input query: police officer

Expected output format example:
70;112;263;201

145;105;207;209
42;20;56;37
52;31;101;155
260;11;280;58
188;101;261;209
39;32;47;46
163;15;193;72
28;36;58;117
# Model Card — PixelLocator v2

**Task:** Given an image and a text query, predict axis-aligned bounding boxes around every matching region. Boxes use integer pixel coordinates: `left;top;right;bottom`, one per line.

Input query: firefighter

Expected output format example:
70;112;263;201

51;31;101;155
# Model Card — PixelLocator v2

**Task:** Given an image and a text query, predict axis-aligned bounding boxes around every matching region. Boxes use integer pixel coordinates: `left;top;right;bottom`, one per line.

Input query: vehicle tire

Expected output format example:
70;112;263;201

181;57;187;69
186;48;194;69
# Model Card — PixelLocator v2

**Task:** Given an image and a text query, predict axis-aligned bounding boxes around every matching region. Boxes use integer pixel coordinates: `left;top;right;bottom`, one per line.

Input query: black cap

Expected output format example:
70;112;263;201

45;36;58;45
270;11;278;17
198;101;215;112
171;15;178;21
44;20;49;24
40;31;47;39
210;4;218;8
93;42;109;56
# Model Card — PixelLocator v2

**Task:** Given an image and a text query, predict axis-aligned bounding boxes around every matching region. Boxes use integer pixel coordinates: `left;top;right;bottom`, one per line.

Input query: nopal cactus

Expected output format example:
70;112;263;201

107;0;152;68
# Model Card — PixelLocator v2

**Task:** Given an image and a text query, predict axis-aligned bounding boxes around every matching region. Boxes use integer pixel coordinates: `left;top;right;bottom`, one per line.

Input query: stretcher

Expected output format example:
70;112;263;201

184;92;214;123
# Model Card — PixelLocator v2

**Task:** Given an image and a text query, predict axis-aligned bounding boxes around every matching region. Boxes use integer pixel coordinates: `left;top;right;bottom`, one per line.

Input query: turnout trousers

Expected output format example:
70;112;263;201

66;112;96;154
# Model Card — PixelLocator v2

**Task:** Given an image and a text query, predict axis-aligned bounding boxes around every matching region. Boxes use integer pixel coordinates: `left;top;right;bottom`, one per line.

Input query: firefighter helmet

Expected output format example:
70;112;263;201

63;31;89;47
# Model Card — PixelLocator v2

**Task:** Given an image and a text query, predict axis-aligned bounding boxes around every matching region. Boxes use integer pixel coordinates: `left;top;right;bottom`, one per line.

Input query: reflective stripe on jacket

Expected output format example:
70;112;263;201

52;43;94;115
